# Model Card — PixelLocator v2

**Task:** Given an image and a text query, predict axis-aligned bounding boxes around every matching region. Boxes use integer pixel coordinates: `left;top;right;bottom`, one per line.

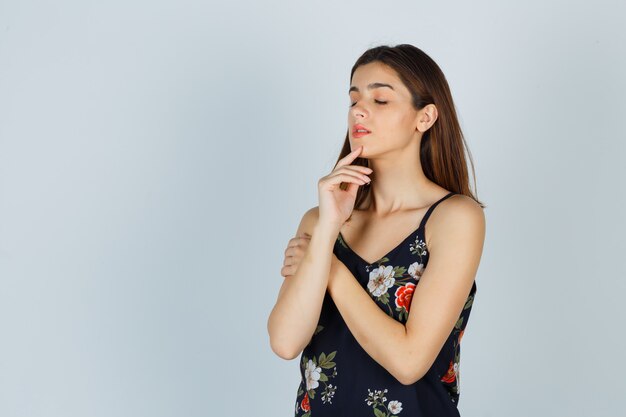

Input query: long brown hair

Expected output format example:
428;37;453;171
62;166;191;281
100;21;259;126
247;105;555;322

337;44;485;217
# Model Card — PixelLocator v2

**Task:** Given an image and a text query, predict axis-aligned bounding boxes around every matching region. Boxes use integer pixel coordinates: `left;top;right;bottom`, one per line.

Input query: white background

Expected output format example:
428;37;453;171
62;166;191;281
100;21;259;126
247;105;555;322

1;1;625;416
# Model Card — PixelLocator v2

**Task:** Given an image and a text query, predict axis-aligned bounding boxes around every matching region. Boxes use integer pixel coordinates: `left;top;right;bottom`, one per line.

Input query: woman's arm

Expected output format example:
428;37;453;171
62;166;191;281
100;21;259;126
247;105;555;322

327;197;485;384
267;206;339;360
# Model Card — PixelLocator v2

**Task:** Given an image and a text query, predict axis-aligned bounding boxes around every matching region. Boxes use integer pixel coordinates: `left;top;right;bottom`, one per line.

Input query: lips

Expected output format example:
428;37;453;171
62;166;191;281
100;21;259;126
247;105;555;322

352;124;371;139
353;124;371;134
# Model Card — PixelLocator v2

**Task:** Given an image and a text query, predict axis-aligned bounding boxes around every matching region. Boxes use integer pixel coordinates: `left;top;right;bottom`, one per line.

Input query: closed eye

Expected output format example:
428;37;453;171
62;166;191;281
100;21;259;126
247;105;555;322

349;100;388;107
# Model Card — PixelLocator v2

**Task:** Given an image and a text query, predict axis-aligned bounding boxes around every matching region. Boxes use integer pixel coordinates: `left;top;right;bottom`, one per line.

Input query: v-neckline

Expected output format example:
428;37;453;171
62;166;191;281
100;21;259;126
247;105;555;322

337;225;422;267
336;191;455;267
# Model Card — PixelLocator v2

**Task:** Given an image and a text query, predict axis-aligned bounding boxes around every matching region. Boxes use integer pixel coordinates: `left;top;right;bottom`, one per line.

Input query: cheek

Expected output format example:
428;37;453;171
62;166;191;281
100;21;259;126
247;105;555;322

385;114;414;136
397;113;421;136
398;111;416;127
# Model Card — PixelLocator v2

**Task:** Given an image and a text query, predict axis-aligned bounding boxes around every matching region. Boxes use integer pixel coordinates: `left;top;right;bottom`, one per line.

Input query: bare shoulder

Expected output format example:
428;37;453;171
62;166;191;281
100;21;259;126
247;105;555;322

426;193;485;251
295;206;320;238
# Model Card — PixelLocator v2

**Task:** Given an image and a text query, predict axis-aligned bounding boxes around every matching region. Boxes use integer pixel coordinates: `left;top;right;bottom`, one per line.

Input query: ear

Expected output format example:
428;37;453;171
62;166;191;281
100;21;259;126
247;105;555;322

415;104;438;133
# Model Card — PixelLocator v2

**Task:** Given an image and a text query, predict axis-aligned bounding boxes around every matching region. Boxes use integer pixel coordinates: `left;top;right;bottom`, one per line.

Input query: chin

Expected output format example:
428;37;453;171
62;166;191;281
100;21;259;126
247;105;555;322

354;147;366;157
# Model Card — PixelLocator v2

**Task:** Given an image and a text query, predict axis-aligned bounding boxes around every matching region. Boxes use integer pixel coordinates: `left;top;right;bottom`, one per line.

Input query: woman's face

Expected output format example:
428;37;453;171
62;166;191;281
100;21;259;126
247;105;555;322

348;61;423;157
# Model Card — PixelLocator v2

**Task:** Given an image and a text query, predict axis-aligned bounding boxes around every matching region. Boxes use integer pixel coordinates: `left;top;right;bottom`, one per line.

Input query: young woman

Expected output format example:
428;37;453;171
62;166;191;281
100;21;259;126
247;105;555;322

267;43;486;417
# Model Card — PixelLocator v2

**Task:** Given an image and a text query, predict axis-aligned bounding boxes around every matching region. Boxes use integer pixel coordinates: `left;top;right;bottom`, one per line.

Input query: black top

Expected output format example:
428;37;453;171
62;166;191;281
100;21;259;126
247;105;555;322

293;192;477;417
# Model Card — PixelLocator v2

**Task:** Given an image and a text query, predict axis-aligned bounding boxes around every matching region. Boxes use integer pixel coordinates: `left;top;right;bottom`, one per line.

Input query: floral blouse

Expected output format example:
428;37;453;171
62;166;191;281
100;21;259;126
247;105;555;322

294;192;477;417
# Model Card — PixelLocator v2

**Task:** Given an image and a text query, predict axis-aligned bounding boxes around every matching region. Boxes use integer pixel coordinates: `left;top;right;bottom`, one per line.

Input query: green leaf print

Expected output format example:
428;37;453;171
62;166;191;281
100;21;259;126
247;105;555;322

455;316;464;330
379;292;390;304
395;306;408;322
318;351;337;369
374;408;387;417
393;265;407;276
300;350;339;407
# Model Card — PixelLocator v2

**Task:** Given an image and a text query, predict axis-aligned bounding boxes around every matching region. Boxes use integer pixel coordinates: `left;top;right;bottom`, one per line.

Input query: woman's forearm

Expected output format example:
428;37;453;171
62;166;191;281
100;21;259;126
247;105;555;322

267;222;339;360
327;258;410;382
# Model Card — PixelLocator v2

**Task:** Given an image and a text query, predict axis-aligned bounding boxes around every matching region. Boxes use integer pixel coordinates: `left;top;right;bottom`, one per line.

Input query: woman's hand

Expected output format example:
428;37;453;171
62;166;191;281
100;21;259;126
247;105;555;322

280;146;371;279
280;233;312;278
317;145;373;229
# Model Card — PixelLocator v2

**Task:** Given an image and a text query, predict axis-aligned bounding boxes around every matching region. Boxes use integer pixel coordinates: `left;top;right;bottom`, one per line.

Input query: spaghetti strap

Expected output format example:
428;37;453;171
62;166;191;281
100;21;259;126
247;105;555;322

417;191;456;231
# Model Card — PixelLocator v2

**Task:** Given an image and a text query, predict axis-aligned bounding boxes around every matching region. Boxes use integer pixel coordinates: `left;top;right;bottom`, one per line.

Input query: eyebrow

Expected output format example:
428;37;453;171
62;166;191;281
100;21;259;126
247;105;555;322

349;82;395;94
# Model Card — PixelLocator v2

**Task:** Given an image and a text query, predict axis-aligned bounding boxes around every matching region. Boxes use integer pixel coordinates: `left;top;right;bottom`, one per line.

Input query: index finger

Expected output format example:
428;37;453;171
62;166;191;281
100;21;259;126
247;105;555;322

334;145;363;169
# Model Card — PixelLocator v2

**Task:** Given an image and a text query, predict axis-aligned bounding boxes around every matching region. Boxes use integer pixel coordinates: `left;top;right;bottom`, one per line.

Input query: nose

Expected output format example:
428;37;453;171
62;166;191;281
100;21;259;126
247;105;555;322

351;104;367;119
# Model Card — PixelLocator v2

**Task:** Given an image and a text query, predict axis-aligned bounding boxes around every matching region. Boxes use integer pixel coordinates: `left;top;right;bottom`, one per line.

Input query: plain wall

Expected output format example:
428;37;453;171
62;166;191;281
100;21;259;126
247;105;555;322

1;0;625;416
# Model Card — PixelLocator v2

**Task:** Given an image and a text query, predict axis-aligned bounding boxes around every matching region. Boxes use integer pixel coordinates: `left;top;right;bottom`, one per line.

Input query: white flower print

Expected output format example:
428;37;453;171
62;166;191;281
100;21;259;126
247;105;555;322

388;400;403;414
298;350;338;410
407;261;425;280
409;236;427;258
365;388;388;406
367;265;395;297
365;388;403;415
304;359;321;390
321;383;336;404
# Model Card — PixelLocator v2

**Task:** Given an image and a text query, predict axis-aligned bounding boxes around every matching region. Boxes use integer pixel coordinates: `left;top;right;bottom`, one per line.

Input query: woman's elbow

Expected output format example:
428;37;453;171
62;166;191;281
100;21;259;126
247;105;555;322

267;318;302;360
395;359;426;386
269;337;302;360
